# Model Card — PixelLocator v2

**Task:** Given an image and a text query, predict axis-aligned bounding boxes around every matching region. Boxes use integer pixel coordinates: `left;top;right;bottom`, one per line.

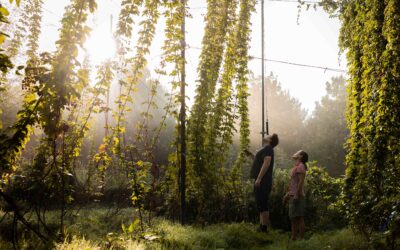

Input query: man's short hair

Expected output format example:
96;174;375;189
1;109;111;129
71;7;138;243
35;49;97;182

270;133;279;148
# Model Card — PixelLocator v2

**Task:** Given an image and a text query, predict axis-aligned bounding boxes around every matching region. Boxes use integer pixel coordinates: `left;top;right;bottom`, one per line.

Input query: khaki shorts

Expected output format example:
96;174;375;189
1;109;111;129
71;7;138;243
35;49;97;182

289;196;305;219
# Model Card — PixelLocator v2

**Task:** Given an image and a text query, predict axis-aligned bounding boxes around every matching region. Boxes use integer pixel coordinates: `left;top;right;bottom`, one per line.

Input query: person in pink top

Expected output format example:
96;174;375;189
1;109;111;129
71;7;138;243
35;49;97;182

283;150;308;240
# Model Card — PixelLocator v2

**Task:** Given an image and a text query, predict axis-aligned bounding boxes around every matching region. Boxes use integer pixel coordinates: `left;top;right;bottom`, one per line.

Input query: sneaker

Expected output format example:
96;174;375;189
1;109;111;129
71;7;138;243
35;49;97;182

257;224;268;233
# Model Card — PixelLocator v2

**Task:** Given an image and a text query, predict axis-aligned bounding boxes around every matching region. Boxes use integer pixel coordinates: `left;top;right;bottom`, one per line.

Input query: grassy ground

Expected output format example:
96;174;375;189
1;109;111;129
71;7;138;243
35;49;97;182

56;221;369;250
0;207;370;249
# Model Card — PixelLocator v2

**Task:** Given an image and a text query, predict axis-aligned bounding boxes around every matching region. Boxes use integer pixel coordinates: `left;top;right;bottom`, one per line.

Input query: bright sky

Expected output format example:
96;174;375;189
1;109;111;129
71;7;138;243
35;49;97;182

39;0;347;113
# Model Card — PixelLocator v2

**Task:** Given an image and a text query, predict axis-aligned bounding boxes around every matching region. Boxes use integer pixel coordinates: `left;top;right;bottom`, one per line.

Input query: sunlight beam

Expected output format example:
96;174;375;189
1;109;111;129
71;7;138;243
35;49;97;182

85;19;116;65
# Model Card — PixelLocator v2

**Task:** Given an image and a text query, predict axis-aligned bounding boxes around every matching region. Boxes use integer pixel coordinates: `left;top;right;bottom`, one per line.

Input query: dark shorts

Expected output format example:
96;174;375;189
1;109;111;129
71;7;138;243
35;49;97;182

254;185;271;213
289;196;305;219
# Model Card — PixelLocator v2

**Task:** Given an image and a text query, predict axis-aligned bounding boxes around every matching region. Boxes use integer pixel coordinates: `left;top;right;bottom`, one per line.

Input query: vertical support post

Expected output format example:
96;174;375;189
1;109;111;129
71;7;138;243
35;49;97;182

261;0;266;142
110;14;113;35
179;0;187;225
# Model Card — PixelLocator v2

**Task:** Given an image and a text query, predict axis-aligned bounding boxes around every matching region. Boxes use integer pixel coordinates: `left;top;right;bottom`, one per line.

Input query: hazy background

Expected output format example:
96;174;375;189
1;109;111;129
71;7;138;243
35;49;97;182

38;0;347;113
2;0;349;175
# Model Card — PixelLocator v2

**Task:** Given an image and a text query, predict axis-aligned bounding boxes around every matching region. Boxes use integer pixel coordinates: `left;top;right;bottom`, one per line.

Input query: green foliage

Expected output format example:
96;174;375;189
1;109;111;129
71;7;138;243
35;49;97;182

0;3;15;75
0;0;43;134
88;0;164;231
156;221;274;250
288;228;369;250
5;0;42;65
305;163;346;230
188;0;239;220
117;0;142;45
188;0;237;180
0;0;96;176
181;0;256;223
113;0;160;148
0;206;142;249
57;237;99;250
299;1;400;243
92;61;114;188
5;4;25;64
0;0;98;243
43;0;96;137
266;165;346;231
156;0;187;222
326;0;400;241
233;0;254;160
0;207;372;250
25;0;43;62
4;1;392;248
55;225;370;250
227;0;255;221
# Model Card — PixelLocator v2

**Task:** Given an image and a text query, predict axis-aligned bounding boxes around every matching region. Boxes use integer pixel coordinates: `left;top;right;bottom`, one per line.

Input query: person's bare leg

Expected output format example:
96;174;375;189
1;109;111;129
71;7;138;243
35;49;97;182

260;211;269;225
291;218;297;240
258;211;269;232
298;216;305;239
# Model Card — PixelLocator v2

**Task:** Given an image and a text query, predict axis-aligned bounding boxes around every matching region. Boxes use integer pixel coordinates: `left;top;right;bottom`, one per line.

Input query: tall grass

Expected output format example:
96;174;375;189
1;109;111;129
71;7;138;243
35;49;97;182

287;229;370;250
55;222;369;250
0;207;370;250
156;221;274;249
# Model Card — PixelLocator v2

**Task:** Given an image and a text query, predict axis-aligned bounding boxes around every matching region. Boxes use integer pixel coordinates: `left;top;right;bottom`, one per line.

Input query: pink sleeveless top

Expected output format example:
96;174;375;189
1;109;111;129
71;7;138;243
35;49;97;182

288;162;307;196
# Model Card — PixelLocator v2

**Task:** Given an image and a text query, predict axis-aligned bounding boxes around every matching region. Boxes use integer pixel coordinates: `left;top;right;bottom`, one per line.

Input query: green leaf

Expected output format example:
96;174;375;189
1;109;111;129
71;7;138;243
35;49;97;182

128;223;134;233
24;93;36;104
0;34;5;45
0;7;9;16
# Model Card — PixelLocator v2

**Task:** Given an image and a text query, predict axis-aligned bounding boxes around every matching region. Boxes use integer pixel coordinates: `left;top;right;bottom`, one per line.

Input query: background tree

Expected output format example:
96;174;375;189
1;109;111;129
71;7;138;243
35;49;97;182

248;73;307;164
305;76;347;176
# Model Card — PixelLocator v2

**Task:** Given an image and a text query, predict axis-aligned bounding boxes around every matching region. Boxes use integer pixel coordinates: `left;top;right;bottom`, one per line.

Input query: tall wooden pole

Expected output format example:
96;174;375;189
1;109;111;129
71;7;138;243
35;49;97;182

179;0;187;225
261;0;269;141
261;0;265;141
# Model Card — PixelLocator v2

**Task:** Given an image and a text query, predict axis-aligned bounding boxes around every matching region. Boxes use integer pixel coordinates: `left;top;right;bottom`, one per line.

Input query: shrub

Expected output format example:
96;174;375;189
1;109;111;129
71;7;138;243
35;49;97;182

267;162;346;231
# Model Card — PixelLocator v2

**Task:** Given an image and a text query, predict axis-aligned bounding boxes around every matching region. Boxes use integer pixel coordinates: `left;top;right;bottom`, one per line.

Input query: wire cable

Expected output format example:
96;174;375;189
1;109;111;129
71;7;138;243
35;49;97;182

188;0;323;10
266;0;321;3
186;45;346;73
250;56;347;73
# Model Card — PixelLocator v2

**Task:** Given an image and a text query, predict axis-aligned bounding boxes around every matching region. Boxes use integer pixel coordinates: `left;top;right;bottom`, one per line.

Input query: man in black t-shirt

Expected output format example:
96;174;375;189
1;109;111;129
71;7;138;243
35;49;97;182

247;133;279;232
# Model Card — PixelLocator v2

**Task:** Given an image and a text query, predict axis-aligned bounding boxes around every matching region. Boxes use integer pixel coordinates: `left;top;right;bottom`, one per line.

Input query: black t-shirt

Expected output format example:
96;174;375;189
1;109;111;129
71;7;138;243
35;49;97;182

250;145;274;188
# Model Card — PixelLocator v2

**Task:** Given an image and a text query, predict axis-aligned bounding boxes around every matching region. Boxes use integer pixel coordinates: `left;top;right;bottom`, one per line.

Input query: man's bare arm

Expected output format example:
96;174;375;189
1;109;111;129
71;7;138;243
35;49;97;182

244;149;255;160
255;156;271;187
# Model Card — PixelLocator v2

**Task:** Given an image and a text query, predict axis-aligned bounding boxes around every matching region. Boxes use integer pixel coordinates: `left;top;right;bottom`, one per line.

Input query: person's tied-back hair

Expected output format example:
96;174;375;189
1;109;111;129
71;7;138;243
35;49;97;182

298;150;309;170
270;133;279;148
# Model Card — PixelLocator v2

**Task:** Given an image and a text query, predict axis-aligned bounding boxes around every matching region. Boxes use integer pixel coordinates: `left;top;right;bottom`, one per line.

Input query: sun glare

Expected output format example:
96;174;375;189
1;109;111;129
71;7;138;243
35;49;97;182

85;26;116;65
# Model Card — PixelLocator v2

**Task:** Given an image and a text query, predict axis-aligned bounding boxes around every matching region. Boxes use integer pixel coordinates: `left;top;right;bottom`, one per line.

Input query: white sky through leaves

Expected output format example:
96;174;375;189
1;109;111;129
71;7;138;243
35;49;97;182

39;0;347;113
